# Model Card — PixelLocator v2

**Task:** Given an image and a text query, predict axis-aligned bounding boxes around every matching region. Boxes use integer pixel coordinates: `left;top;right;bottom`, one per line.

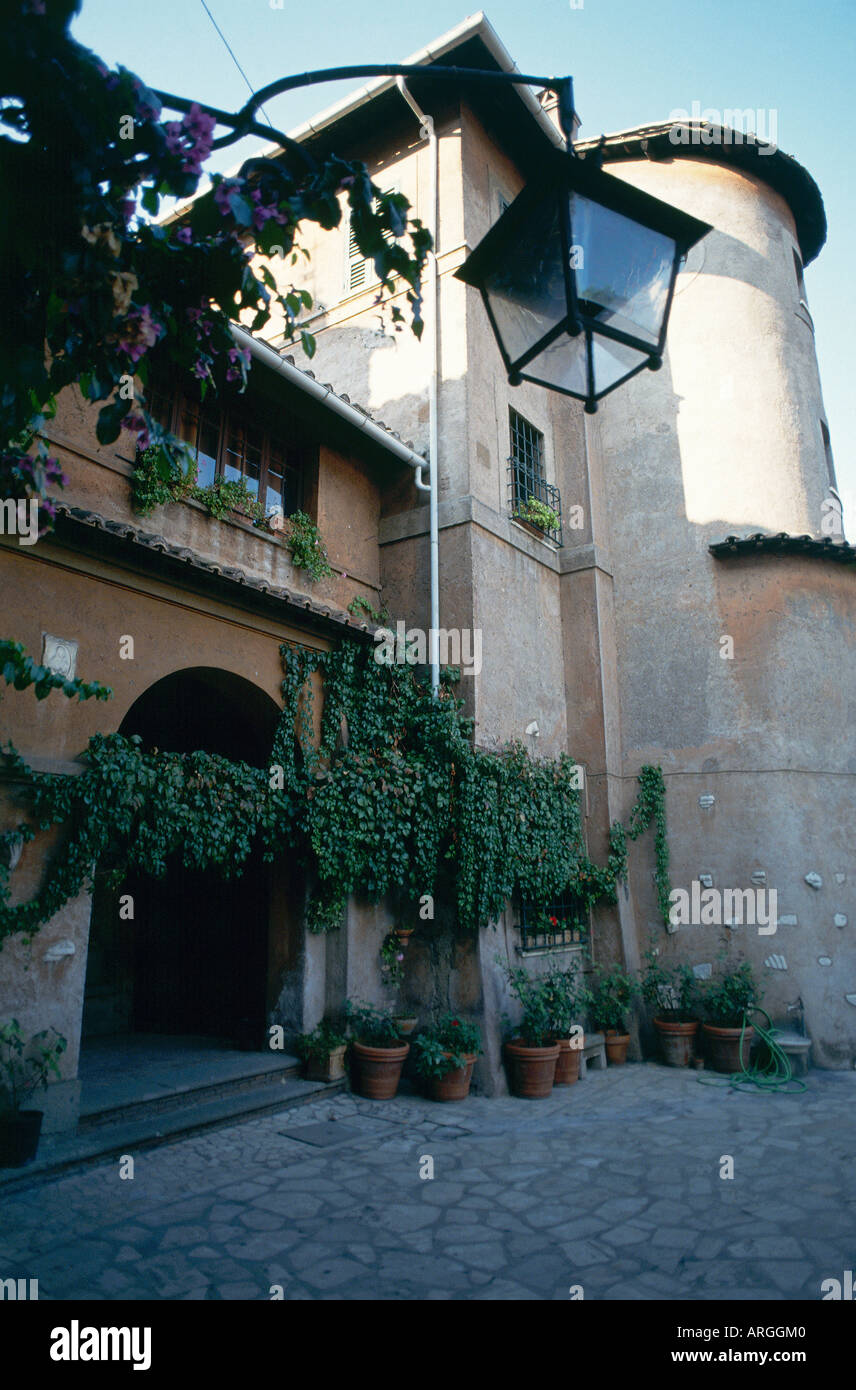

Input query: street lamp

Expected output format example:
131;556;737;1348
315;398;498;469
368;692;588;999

455;150;711;413
158;65;711;414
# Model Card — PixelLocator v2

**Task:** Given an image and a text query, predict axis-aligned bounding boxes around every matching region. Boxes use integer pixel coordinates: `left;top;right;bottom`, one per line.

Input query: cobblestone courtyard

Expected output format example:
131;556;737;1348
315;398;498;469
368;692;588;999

2;1065;853;1301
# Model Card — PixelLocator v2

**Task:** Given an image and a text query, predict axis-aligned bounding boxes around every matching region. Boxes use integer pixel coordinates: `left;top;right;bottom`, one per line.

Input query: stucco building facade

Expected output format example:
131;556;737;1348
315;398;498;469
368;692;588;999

1;13;853;1135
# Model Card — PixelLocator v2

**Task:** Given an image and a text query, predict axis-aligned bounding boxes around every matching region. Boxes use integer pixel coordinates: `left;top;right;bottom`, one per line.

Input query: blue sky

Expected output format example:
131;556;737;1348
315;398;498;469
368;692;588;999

71;0;856;528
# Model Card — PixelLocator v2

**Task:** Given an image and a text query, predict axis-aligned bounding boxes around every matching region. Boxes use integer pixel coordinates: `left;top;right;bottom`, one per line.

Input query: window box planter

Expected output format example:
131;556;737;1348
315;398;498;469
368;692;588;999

305;1043;348;1083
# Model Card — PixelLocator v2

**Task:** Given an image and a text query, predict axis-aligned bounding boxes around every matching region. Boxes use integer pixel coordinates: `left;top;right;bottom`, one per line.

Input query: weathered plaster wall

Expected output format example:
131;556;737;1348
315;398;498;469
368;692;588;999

592;154;855;1064
45;385;384;614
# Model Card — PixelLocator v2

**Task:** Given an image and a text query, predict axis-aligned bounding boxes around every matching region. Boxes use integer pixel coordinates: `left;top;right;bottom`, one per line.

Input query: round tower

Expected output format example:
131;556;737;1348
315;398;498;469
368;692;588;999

580;125;855;1067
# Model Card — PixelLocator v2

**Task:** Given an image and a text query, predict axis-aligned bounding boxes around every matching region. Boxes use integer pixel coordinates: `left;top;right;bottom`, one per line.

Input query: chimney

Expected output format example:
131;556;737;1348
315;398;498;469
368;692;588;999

538;88;582;144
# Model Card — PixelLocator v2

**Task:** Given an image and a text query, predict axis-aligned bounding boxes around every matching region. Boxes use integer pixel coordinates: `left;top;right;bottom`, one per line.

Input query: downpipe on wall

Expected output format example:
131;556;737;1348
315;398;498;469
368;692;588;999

396;77;440;697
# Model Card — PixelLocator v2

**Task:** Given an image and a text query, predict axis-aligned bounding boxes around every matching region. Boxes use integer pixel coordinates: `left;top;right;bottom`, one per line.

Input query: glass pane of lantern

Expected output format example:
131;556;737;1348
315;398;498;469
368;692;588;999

570;194;675;347
521;330;589;397
482;191;568;367
522;329;649;400
590;334;652;396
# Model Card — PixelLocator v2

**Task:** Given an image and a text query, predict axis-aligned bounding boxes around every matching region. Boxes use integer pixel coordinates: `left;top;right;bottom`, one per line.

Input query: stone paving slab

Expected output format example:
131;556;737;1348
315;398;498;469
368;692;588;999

1;1063;854;1301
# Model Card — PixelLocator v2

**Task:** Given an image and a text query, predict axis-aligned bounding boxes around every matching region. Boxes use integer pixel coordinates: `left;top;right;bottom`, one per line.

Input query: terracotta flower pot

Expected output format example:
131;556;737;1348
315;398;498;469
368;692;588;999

504;1040;560;1098
703;1023;754;1074
654;1018;699;1068
0;1109;43;1168
306;1043;348;1083
429;1053;477;1102
554;1036;583;1085
393;1015;418;1037
351;1041;409;1099
604;1031;631;1065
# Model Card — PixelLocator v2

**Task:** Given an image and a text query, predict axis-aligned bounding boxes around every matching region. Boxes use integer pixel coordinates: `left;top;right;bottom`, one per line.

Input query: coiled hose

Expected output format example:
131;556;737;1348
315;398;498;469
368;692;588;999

697;1005;808;1094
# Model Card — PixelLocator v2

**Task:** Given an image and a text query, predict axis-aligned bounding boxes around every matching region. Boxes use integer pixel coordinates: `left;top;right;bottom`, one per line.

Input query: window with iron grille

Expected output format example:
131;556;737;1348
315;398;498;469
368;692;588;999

516;892;591;953
508;408;563;543
148;383;307;519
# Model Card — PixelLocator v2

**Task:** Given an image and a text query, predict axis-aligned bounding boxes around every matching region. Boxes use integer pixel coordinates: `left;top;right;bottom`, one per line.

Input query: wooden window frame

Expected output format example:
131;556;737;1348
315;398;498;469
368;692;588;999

152;382;317;521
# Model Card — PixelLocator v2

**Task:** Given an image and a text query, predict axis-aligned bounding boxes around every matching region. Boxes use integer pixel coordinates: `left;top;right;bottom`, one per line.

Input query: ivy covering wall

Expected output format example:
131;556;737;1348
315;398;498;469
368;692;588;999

0;638;670;948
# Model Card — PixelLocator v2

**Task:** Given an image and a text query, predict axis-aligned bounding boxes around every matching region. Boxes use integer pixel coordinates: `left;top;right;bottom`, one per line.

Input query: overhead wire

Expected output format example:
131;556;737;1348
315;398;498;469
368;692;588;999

198;0;275;129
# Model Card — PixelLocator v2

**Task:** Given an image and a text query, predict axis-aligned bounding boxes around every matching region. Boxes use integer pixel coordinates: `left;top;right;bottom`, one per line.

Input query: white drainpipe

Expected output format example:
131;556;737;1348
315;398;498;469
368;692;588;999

396;77;440;696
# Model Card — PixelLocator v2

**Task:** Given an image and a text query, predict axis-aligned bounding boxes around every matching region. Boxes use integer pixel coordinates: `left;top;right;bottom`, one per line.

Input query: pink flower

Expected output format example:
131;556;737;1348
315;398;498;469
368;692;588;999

214;179;242;218
117;304;164;363
249;188;287;231
121;414;152;451
163;104;215;176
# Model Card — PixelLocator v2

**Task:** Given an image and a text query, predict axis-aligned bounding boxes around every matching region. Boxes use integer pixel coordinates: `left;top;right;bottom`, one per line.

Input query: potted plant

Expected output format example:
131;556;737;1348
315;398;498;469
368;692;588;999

502;967;560;1098
412;1013;482;1101
641;949;701;1067
295;1018;349;1083
701;961;760;1073
544;963;591;1085
0;1020;67;1168
514;495;561;539
588;963;638;1064
345;1000;409;1099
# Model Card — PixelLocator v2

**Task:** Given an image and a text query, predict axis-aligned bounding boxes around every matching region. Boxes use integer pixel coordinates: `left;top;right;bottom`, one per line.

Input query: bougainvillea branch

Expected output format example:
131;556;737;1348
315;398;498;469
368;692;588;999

0;0;432;519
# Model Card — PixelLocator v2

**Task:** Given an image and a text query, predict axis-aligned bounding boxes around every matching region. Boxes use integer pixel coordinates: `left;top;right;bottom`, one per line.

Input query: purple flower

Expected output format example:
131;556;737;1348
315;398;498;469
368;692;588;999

121;414;152;451
162;104;213;174
214;179;242;218
117;304;164;364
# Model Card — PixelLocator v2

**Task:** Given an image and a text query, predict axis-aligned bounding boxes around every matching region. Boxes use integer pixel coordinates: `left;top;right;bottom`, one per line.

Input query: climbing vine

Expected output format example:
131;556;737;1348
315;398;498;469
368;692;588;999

0;638;671;947
0;734;299;947
0;641;112;704
131;449;333;579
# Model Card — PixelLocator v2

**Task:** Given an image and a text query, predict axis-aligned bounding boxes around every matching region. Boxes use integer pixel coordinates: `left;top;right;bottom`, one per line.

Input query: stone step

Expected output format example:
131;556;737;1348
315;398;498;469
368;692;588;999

79;1054;304;1130
0;1074;344;1194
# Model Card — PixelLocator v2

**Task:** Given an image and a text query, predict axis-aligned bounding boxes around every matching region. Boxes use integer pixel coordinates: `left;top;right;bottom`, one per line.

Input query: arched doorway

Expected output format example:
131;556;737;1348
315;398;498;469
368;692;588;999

81;668;282;1066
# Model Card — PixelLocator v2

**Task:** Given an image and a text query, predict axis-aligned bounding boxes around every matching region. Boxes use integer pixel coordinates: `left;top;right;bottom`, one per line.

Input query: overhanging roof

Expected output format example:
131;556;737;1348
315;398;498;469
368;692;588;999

710;532;854;564
48;504;379;639
576;124;826;265
256;11;564;173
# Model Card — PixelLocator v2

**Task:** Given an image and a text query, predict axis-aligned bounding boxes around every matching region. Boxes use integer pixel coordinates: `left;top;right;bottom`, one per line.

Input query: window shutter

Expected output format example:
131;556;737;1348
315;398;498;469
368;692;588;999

347;187;396;292
348;221;367;290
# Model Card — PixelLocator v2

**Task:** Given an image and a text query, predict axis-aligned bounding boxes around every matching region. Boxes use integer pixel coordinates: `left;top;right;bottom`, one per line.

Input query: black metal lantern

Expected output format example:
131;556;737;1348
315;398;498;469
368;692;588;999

456;150;712;412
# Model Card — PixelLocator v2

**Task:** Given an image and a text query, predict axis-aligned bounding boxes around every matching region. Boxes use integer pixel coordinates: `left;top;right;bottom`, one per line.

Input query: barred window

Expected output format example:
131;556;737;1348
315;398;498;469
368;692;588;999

508;408;563;544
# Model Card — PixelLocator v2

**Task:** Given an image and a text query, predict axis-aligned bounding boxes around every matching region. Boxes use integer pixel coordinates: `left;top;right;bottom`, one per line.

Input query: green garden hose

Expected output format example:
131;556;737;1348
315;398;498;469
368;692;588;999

697;1005;808;1094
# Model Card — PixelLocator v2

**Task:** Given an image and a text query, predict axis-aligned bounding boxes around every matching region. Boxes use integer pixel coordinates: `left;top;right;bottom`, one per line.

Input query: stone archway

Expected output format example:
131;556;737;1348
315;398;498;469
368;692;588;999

80;667;286;1068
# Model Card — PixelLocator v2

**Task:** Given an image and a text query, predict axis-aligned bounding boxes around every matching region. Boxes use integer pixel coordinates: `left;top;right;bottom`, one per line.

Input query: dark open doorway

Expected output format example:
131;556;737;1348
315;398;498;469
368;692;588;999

82;667;280;1054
